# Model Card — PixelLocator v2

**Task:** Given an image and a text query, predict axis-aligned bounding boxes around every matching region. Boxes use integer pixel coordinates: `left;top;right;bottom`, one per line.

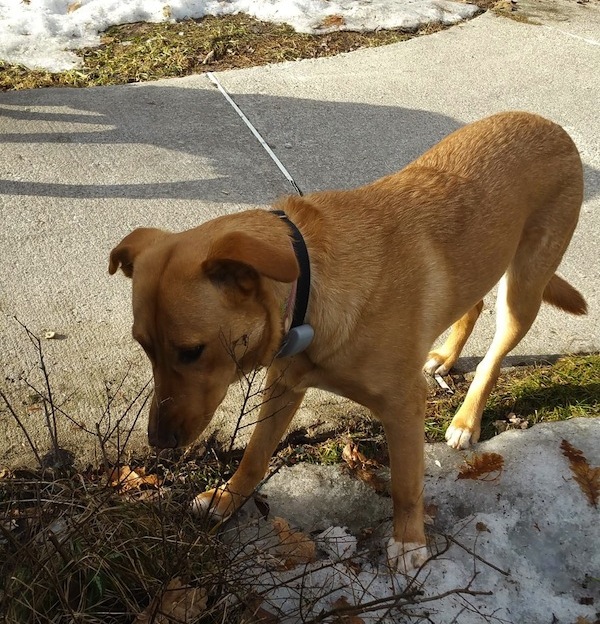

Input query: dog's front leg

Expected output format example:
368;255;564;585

378;376;428;574
192;370;305;520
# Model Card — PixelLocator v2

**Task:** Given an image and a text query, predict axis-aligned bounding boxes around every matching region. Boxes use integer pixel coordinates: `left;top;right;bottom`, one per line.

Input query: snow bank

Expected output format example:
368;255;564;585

223;418;599;623
0;0;479;72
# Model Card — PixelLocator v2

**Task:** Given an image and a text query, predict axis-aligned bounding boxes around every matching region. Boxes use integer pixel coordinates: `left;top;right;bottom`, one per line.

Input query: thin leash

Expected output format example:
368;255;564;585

207;72;303;197
207;72;312;357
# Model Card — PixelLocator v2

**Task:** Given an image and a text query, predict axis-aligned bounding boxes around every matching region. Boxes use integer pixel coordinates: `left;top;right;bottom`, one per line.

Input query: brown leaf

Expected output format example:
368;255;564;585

67;2;82;12
318;14;346;29
342;442;386;492
135;578;207;623
476;521;490;533
342;442;372;468
355;467;387;494
240;596;280;624
457;452;504;481
108;465;161;492
560;439;587;464
330;596;365;623
271;517;316;569
572;465;600;508
561;439;600;508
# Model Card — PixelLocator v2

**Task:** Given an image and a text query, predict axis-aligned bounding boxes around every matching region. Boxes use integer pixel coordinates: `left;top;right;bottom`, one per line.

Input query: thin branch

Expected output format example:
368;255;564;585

15;318;60;456
305;584;493;623
0;388;43;468
441;531;510;577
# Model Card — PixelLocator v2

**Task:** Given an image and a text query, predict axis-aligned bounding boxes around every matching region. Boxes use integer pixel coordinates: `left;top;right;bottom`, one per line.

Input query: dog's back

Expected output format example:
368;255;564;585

287;112;584;340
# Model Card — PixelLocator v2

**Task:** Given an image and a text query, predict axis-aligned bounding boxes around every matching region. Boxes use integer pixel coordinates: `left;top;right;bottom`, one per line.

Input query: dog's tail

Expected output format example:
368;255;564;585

543;274;587;315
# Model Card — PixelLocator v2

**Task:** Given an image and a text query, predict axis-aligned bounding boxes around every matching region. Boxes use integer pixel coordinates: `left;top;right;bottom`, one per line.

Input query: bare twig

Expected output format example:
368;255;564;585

0;388;43;468
304;583;493;623
441;530;510;577
15;318;60;458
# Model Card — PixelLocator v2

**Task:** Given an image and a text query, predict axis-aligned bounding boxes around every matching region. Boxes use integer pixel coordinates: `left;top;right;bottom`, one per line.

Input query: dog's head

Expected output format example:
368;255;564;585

109;215;299;448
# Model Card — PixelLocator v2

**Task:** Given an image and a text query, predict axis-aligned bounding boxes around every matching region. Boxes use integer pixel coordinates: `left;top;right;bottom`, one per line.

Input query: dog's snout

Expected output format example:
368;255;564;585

148;392;180;448
148;429;178;449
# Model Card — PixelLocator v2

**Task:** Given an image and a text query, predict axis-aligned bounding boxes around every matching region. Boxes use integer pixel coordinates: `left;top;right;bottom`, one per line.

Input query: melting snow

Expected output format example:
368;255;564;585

0;0;479;71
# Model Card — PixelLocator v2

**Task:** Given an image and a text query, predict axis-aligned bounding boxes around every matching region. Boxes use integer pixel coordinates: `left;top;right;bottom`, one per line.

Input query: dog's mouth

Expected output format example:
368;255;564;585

148;423;208;449
147;376;232;450
148;406;215;450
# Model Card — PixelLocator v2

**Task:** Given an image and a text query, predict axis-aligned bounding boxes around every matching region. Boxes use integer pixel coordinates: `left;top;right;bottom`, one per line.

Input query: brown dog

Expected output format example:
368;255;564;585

109;112;586;572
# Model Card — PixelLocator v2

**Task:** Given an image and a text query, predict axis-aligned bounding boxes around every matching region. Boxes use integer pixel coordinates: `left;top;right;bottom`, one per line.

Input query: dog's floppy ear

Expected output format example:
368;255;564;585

109;228;167;278
203;231;299;288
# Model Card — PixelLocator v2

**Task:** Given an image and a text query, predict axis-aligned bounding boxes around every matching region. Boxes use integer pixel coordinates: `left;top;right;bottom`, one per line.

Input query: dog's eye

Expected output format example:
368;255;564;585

178;344;205;365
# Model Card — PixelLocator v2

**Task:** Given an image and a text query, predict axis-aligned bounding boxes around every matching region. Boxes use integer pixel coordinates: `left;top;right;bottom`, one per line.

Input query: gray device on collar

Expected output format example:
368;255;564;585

277;324;315;358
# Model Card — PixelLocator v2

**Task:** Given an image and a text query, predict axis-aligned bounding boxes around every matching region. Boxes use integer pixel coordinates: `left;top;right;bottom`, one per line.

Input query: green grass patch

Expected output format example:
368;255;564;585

426;354;600;443
282;355;600;465
485;354;600;424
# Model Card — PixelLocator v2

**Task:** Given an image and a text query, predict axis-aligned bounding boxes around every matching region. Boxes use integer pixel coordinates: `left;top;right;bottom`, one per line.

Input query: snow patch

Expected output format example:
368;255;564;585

0;0;480;72
222;418;600;623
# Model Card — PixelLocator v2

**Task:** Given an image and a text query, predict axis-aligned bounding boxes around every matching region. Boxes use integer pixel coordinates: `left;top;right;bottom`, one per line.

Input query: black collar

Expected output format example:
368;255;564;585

272;210;314;357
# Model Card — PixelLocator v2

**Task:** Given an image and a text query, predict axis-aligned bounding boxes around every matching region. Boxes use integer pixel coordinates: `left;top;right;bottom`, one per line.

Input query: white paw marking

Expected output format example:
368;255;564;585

424;357;449;376
445;424;473;449
190;491;228;519
387;538;428;574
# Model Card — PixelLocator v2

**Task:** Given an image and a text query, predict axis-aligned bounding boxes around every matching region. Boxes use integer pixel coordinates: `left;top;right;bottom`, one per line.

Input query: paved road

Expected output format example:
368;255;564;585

1;7;599;467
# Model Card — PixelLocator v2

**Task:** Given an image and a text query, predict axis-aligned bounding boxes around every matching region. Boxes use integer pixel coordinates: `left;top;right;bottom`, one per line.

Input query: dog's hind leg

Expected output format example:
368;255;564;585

445;196;584;450
445;273;544;449
446;173;585;450
424;300;484;376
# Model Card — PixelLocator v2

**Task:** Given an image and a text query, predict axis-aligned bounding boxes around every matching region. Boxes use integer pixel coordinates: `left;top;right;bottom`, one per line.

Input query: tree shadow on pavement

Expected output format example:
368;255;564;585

0;81;462;205
3;80;597;209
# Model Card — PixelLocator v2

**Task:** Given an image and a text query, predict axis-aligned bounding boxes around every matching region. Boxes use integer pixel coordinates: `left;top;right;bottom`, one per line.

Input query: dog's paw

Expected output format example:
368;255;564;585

423;352;452;376
190;485;242;520
386;538;428;574
445;423;479;449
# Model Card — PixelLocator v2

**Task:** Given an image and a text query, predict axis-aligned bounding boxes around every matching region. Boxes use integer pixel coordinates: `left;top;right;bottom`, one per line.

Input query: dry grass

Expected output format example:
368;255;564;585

0;12;465;91
0;320;598;621
0;460;225;622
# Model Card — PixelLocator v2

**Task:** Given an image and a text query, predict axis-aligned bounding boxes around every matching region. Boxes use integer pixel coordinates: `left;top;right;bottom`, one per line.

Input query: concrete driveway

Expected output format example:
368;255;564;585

1;7;599;467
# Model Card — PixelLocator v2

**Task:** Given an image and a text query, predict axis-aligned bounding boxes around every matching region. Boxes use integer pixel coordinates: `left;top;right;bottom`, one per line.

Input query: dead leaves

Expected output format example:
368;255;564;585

240;596;280;624
108;465;160;490
457;452;504;481
317;14;346;30
330;596;366;624
493;412;529;434
342;441;387;494
271;516;316;569
561;439;600;508
135;578;207;624
107;465;162;501
455;440;599;508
